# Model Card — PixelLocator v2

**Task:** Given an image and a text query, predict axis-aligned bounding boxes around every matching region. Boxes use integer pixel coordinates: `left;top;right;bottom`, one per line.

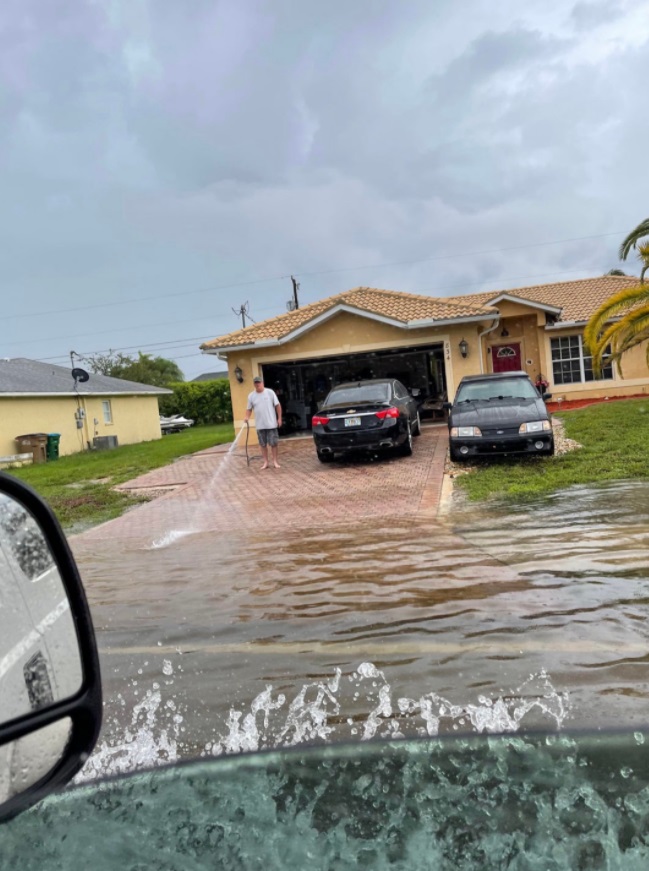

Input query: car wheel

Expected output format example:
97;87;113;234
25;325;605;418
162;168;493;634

399;421;413;456
317;451;334;463
412;411;422;436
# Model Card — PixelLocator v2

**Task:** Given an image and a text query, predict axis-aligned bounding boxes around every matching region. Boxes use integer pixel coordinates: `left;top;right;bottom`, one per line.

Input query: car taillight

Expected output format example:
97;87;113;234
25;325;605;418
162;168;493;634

312;414;330;426
375;407;400;420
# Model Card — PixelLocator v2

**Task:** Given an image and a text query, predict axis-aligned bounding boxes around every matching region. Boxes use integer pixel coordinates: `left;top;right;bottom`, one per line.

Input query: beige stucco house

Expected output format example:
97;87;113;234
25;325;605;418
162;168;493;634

200;276;649;440
0;358;171;461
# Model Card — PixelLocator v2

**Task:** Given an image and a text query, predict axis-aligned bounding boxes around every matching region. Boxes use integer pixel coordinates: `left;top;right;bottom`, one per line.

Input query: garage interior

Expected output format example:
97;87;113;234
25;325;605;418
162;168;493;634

262;343;447;432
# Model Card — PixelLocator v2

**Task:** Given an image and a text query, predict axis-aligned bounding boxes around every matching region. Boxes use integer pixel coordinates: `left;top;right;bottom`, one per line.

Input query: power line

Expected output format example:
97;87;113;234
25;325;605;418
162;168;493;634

232;302;251;328
29;263;615;365
37;336;215;363
1;229;625;323
26;260;612;362
288;231;625;280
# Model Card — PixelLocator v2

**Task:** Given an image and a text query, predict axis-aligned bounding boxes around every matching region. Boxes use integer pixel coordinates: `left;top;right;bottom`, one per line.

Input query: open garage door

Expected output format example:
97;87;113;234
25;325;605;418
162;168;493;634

262;343;447;433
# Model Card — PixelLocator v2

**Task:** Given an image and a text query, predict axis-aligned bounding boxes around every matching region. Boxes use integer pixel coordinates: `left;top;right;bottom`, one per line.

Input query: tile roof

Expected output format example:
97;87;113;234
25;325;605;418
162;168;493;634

201;286;493;350
201;276;642;351
0;358;172;395
450;275;641;324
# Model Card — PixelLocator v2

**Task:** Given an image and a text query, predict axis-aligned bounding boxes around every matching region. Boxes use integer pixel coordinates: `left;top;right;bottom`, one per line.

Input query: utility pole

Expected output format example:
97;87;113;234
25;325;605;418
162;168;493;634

290;276;300;310
232;302;250;328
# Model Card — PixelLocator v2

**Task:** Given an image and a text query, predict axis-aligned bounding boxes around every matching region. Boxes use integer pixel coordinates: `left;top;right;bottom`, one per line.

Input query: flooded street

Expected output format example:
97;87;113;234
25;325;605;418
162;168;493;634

70;466;649;777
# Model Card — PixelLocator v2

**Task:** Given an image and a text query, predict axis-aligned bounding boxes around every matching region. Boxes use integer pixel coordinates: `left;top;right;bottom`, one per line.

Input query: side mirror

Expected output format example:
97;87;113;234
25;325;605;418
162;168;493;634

411;388;421;398
543;392;552;400
0;472;101;822
442;402;452;410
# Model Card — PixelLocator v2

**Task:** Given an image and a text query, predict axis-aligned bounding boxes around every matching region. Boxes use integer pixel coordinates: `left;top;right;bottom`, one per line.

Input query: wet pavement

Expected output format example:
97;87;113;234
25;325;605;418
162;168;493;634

76;423;449;541
69;428;649;774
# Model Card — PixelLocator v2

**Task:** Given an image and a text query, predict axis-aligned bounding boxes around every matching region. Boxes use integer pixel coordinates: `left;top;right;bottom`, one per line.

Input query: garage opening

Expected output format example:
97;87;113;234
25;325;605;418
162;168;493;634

262;343;447;433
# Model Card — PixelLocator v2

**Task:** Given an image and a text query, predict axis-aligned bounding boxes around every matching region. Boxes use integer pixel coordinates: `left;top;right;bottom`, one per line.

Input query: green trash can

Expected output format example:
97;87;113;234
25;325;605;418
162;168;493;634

46;433;61;461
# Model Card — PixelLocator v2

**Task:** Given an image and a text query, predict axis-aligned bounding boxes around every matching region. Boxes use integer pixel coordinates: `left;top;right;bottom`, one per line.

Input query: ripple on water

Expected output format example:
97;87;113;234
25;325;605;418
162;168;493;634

75;480;649;772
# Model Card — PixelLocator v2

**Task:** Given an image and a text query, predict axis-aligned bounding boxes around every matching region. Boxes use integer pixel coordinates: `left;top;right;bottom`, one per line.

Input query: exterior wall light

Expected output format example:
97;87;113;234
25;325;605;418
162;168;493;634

459;338;469;358
500;327;509;337
234;366;244;383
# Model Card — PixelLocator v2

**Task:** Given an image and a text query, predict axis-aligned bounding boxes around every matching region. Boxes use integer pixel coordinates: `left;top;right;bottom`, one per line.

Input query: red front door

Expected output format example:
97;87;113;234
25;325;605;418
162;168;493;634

491;343;522;373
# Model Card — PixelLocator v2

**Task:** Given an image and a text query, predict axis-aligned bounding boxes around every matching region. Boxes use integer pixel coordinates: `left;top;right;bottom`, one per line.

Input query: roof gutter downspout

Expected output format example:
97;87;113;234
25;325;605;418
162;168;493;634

478;318;500;374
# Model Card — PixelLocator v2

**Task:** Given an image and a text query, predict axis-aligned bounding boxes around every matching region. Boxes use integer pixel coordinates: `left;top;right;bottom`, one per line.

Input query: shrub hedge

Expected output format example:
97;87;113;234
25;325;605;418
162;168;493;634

159;380;233;424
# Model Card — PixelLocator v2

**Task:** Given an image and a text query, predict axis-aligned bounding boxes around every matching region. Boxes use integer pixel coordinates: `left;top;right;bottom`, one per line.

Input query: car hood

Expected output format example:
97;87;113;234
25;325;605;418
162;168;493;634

450;397;548;427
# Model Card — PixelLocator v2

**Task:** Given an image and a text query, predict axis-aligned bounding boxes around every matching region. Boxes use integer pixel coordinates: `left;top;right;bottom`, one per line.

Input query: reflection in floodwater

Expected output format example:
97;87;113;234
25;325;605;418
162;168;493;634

72;480;649;779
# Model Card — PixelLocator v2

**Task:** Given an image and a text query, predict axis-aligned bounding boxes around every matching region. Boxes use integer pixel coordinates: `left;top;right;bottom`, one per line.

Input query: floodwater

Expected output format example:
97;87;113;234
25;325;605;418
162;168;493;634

73;479;649;778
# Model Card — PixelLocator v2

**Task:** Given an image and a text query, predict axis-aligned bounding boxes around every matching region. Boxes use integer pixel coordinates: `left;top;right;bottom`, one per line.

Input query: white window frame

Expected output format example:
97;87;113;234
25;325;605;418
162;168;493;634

102;400;113;424
550;335;614;385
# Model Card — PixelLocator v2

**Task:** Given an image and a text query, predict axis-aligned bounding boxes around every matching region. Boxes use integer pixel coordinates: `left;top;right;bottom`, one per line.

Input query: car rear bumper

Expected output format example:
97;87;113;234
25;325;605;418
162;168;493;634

450;433;554;458
313;425;405;454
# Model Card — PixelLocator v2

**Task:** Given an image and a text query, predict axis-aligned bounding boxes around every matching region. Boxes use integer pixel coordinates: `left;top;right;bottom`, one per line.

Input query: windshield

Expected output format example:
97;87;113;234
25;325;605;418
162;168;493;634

455;377;540;402
324;383;391;405
2;0;649;862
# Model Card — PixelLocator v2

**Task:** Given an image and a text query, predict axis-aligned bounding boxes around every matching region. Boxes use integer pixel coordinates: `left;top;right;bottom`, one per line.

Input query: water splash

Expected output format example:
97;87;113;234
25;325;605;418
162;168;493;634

78;662;570;782
149;529;195;549
80;683;183;780
145;424;249;549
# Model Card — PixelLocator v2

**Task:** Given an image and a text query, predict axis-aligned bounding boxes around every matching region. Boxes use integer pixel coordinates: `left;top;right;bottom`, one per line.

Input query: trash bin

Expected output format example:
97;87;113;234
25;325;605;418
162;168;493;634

15;433;48;464
46;433;61;461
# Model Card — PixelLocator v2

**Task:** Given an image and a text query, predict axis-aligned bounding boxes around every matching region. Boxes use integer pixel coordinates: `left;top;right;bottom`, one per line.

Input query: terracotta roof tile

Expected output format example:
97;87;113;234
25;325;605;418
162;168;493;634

201;276;641;351
450;275;640;324
201;286;492;350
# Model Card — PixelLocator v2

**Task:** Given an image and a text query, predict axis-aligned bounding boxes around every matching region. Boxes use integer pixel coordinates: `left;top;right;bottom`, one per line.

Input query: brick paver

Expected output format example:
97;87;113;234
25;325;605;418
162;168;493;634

75;425;450;544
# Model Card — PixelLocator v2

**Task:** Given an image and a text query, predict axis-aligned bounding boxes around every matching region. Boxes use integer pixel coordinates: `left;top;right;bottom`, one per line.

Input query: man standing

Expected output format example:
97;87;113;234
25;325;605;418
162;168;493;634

244;376;282;469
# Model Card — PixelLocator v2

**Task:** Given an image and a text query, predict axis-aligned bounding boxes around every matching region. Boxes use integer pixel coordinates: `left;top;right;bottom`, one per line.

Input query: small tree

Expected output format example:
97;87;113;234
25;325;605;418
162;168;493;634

159;380;233;424
87;351;184;387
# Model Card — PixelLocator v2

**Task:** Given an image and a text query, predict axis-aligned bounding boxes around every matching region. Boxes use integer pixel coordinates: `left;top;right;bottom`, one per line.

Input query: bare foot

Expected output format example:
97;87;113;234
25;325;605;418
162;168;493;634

273;462;281;468
260;463;269;470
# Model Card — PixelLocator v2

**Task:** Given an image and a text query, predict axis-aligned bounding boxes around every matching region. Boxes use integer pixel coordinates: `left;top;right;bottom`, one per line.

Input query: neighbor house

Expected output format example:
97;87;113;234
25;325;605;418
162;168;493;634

200;276;649;439
0;358;172;461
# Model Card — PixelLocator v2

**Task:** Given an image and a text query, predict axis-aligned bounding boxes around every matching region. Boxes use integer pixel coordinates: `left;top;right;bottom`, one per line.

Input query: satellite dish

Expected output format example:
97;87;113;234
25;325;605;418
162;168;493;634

71;368;90;383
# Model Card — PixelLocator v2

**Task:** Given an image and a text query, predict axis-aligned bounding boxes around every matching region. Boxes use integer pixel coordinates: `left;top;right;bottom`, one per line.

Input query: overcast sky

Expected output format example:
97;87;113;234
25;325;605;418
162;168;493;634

3;0;649;379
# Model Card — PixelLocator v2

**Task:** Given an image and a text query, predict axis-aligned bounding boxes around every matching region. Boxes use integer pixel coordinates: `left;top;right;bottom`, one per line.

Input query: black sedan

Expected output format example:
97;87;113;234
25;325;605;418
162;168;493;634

446;371;554;461
312;379;421;463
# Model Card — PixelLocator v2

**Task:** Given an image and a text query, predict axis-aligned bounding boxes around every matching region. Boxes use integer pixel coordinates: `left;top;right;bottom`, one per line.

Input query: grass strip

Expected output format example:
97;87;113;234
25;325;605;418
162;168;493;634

5;424;234;531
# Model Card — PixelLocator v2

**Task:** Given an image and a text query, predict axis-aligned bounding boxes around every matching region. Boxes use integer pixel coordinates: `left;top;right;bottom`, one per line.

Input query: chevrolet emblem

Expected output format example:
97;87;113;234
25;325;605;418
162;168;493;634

347;409;356;414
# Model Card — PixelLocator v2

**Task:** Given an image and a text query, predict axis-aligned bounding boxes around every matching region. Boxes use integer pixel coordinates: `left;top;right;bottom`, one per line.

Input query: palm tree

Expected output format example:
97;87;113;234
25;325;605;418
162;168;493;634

584;281;649;377
585;225;649;376
619;217;649;261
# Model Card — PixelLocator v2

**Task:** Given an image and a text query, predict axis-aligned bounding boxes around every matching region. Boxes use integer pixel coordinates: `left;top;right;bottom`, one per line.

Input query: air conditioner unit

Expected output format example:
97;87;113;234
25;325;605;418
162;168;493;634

93;435;119;450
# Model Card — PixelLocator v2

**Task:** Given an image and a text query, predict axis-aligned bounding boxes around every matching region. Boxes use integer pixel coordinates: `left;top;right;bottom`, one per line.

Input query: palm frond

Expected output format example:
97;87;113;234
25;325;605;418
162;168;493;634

619;218;649;260
589;306;649;376
583;284;649;352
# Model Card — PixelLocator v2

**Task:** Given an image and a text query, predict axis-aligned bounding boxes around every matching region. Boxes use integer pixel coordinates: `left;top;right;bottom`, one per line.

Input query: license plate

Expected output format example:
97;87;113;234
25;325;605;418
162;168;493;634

344;417;361;427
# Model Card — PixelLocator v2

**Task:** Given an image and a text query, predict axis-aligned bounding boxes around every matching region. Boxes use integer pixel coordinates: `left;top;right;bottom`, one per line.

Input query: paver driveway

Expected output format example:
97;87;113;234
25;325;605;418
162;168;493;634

75;425;449;545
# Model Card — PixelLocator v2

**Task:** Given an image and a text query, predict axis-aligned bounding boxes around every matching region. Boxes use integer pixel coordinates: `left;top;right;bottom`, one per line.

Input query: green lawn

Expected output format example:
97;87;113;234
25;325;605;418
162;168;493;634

5;424;234;532
454;398;649;503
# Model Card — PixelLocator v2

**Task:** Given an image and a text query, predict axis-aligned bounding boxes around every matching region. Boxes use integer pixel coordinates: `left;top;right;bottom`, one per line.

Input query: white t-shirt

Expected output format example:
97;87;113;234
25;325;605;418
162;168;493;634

247;388;280;430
